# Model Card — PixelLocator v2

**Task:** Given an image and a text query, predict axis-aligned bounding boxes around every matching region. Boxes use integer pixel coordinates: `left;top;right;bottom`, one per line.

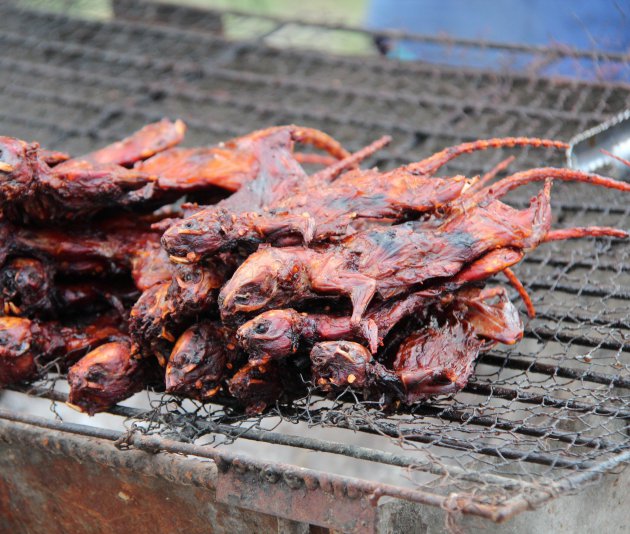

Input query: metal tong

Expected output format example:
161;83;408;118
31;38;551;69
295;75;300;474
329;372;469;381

568;109;630;180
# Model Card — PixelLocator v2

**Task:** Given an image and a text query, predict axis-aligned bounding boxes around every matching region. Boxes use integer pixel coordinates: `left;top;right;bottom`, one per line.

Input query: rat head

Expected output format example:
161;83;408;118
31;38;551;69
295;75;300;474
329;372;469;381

0;316;37;386
166;322;235;401
237;309;303;361
161;208;235;262
219;247;310;321
311;340;372;392
0;137;41;200
228;360;282;414
1;258;52;316
67;342;144;415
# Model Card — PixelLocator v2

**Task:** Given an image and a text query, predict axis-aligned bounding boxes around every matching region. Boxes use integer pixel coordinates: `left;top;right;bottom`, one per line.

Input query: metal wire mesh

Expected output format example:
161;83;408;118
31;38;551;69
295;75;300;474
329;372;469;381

1;0;630;521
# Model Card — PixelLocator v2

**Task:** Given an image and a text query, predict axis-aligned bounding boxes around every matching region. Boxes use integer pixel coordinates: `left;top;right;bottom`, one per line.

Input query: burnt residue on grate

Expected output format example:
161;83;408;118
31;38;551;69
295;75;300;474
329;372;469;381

1;1;630;525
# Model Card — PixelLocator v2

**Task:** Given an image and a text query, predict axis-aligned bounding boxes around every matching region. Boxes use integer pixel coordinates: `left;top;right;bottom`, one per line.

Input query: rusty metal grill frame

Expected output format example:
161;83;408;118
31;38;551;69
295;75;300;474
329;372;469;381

1;1;630;531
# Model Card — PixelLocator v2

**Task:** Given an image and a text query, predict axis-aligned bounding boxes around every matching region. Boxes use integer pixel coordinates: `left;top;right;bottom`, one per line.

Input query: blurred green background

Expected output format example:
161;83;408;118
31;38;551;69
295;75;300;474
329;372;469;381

18;0;374;54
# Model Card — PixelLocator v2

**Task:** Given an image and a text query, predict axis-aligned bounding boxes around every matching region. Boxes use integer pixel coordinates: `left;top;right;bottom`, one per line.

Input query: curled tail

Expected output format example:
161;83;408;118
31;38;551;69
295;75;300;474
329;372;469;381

405;137;568;176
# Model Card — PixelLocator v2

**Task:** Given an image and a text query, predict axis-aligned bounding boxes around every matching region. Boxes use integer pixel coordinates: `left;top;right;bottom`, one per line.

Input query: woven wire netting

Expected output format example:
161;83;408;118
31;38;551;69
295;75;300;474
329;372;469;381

2;0;630;512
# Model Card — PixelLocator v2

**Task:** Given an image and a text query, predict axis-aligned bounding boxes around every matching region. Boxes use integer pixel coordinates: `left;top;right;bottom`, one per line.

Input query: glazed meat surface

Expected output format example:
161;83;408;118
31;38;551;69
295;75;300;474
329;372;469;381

2;122;629;415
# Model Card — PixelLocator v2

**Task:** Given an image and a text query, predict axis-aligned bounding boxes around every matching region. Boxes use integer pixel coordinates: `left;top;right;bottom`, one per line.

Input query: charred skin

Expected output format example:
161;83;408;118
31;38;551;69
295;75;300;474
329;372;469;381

163;136;571;262
0;141;155;223
165;322;241;401
454;287;524;345
138;124;322;195
162;170;470;261
392;288;523;402
0;317;43;386
311;341;373;391
161;126;355;261
228;360;283;414
0;216;163;279
67;342;152;416
0;257;53;317
236;291;437;361
308;284;524;401
0;257;139;318
140;123;348;195
130;241;174;292
219;184;553;323
0;314;127;387
310;341;402;397
0;215;175;307
131;125;348;354
0;119;186;222
393;321;484;402
237;309;305;362
79;118;186;168
129;261;232;362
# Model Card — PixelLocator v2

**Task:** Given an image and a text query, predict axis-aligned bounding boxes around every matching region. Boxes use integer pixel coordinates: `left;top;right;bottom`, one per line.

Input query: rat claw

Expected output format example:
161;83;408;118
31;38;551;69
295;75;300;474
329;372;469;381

359;319;379;354
169;255;191;264
299;214;316;244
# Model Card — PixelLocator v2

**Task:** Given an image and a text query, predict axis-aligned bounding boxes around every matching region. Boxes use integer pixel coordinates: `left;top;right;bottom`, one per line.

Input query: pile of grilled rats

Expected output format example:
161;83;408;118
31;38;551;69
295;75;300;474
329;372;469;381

1;120;628;414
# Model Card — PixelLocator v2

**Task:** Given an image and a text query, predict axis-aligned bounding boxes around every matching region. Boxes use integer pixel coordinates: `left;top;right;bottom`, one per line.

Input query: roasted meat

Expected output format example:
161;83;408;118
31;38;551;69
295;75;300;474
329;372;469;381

0;257;138;318
137;124;349;194
312;286;523;401
0;314;128;387
227;360;283;414
129;126;352;358
162;137;566;262
165;321;240;401
236;290;438;361
220;172;629;325
67;342;154;416
0;119;184;222
2;120;628;415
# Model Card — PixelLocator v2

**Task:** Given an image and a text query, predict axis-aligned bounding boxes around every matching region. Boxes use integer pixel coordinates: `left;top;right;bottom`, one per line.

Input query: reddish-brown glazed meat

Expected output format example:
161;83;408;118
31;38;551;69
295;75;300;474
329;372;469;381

0;120;347;222
0;314;128;387
129;126;351;357
236;282;524;362
160;134;389;261
0;216;157;275
129;241;174;292
67;342;151;415
393;321;484;402
165;322;240;401
138;124;349;194
0;118;185;222
310;341;400;396
390;287;524;402
0;215;173;293
310;286;524;401
163;172;471;260
4;122;628;414
237;290;438;361
77;119;186;168
162;137;566;262
451;287;524;345
0;317;40;386
228;360;283;414
220;171;630;325
0;258;52;317
219;182;554;324
0;257;138;317
39;149;70;167
129;260;233;362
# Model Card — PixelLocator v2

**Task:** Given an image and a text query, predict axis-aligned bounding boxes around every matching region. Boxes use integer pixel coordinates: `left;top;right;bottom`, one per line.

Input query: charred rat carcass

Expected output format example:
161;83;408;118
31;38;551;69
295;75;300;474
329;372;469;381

2;120;629;416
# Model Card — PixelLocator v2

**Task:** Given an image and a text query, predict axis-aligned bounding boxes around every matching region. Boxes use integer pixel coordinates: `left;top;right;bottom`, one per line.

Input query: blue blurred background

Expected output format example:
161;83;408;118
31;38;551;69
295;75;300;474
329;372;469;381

366;0;630;80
